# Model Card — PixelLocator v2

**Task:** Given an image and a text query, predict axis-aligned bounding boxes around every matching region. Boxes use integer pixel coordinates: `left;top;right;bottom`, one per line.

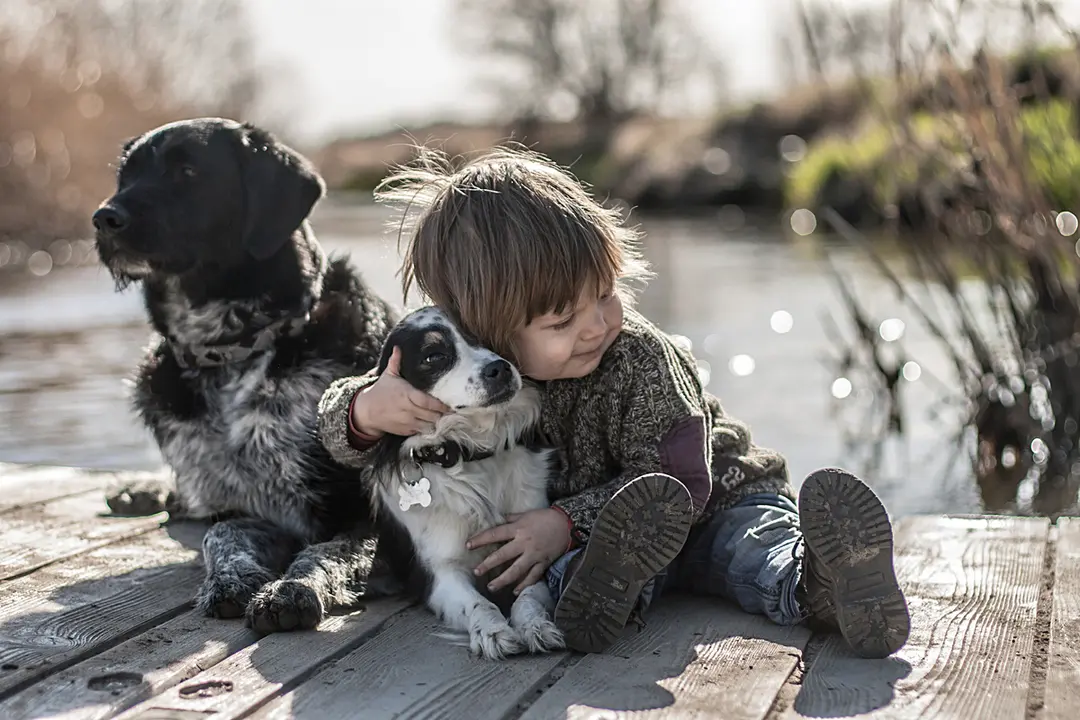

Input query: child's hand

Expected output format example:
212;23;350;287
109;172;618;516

467;508;571;594
351;346;451;437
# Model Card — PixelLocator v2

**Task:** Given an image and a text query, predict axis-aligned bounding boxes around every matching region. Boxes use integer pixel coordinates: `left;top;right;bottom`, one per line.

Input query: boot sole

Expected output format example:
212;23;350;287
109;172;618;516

799;468;910;658
554;473;693;654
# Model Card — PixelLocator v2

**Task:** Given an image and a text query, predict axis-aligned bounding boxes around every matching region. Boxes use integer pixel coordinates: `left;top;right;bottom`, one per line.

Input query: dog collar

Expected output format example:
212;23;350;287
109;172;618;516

409;442;496;469
167;308;311;370
165;237;327;371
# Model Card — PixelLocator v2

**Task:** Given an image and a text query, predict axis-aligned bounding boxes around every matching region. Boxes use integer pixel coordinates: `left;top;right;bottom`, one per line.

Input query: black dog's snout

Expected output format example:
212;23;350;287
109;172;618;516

482;359;512;382
92;205;130;233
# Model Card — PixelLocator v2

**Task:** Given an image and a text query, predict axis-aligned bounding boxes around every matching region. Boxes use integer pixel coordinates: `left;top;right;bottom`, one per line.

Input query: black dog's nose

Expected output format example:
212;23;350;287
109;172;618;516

482;359;512;382
92;205;129;233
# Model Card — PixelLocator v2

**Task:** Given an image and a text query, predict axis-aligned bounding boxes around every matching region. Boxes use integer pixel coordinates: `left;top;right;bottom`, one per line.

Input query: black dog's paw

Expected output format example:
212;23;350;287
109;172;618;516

195;569;274;619
245;579;325;634
104;472;178;517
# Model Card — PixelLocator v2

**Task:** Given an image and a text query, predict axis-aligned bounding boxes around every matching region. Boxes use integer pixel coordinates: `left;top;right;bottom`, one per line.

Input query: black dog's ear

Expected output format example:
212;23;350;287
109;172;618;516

238;123;326;260
121;136;140;156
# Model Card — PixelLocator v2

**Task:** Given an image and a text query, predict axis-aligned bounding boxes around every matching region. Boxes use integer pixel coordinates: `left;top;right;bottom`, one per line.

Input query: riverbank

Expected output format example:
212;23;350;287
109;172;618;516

316;48;1080;229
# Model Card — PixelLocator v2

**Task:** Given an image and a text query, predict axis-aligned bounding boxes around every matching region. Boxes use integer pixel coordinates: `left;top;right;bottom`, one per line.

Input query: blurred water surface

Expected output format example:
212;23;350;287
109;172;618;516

0;199;983;517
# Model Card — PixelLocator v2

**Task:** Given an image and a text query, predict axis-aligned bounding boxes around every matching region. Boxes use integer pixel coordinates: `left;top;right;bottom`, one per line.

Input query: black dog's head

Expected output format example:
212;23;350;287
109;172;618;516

92;117;325;285
378;307;521;412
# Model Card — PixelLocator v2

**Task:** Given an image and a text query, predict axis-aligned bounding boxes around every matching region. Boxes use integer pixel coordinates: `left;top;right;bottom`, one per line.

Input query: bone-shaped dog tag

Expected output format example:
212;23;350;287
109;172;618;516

398;477;432;511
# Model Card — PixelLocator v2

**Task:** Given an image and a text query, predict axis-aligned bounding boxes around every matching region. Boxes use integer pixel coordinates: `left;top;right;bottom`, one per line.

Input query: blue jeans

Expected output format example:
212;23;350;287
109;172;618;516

546;492;808;626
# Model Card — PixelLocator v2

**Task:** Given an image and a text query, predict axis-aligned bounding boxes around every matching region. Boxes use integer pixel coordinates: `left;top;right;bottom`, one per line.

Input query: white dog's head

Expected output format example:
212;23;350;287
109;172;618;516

377;306;523;413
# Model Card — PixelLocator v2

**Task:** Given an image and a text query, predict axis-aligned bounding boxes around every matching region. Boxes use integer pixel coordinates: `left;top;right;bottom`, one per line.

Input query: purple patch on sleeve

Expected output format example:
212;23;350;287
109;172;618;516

659;416;712;513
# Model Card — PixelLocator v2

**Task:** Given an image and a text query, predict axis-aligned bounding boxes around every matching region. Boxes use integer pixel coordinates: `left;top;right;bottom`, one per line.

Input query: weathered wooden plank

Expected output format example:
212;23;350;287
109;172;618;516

0;490;166;581
0;528;205;698
0;610;257;720
784;515;1049;720
112;599;413;720
0;463;170;514
250;607;574;720
512;596;810;720
1044;517;1080;720
0;463;109;512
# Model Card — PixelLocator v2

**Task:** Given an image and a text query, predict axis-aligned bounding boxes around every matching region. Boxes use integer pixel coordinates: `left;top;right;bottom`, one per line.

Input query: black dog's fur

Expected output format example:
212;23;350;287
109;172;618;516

94;117;407;632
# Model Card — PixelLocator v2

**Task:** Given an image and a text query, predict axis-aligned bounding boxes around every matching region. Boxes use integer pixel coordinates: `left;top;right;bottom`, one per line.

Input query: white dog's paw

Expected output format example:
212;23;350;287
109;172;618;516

516;614;565;654
510;584;564;654
468;610;525;660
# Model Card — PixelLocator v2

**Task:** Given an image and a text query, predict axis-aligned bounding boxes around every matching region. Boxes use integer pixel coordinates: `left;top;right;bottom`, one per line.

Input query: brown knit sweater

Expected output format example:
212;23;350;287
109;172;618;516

317;309;793;546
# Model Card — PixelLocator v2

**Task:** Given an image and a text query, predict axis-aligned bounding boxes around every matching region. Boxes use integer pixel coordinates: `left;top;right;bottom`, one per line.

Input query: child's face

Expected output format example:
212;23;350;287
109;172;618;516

513;284;623;381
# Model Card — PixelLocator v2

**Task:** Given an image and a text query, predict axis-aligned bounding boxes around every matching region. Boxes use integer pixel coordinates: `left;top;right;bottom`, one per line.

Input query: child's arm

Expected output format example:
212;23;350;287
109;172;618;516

550;349;713;547
317;371;382;469
550;344;790;547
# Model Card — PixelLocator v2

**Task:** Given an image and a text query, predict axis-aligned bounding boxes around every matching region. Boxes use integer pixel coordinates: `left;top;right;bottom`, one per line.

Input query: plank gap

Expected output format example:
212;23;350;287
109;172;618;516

1025;522;1056;720
502;653;585;720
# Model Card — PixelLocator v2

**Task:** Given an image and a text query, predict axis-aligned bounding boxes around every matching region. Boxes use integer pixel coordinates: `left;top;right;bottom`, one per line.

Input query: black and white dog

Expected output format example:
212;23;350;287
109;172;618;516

366;308;565;659
93;117;407;632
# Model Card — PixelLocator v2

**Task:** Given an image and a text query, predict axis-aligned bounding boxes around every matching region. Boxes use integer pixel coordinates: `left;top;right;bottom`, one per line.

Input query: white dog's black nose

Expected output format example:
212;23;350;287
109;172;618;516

92;205;130;233
482;359;512;382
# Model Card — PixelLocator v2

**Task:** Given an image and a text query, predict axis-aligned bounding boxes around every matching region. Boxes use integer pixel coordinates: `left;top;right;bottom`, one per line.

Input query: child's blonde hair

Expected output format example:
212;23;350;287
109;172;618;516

376;145;651;363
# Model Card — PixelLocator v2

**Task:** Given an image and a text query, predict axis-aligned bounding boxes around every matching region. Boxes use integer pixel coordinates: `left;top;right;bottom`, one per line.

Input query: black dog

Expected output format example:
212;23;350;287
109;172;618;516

94;117;406;632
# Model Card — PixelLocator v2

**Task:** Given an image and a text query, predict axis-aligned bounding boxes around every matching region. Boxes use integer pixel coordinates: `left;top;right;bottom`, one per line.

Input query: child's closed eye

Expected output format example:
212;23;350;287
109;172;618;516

551;315;575;331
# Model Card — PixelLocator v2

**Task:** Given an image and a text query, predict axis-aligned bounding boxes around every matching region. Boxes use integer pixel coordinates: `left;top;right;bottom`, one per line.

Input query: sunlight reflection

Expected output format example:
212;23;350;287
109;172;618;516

703;334;722;356
697;360;712;387
728;354;755;377
1056;211;1078;236
702;147;731;175
831;377;853;399
878;318;905;342
769;310;793;334
670;334;692;352
902;361;922;381
779;134;807;162
27;250;53;276
790;208;816;236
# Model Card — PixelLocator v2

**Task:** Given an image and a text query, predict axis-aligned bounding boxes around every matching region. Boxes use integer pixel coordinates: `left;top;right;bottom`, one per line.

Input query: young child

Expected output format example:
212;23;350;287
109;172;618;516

316;147;910;659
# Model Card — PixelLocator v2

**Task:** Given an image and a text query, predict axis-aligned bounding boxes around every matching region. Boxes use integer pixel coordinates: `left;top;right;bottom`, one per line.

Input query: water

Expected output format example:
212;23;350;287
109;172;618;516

0;199;984;518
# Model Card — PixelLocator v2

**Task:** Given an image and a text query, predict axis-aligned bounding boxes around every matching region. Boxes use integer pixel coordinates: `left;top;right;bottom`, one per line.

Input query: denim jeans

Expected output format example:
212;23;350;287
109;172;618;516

546;492;808;626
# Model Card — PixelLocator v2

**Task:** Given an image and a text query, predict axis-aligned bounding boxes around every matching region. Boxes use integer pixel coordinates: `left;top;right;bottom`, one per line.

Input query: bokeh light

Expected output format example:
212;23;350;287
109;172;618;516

728;354;756;377
769;310;793;334
790;208;817;236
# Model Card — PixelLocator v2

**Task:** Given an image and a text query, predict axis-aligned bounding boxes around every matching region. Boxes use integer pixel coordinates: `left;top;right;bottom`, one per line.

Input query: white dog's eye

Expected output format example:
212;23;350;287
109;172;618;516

424;352;446;365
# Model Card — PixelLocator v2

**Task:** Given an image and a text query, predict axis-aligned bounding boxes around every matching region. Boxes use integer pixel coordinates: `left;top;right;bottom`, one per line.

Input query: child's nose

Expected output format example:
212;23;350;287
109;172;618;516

582;306;607;339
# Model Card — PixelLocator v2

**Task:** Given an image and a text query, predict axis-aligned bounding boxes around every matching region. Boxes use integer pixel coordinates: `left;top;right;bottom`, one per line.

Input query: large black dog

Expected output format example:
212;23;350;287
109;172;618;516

93;117;406;632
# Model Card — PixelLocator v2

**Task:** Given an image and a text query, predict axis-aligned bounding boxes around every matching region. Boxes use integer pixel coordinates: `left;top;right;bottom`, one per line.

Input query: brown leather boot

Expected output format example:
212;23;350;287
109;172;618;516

797;468;911;658
554;473;693;653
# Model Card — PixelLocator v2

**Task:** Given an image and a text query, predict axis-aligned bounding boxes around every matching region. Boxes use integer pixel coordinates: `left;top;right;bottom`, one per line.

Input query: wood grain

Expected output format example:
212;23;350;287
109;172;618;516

0;529;203;698
784;515;1049;720
517;596;811;720
0;610;257;720
0;490;165;581
0;463;109;513
1044;517;1080;720
112;599;413;720
251;607;573;720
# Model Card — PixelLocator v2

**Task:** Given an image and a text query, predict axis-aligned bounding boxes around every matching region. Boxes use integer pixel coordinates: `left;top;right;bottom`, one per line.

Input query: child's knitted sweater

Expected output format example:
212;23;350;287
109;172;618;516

317;309;793;545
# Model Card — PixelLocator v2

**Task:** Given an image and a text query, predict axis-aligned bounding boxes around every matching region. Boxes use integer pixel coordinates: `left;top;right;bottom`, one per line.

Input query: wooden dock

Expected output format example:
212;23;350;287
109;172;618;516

0;461;1076;720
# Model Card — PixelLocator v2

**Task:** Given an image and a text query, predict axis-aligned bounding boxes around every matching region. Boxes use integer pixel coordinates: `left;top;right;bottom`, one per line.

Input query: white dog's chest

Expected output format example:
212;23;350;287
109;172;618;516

383;448;553;570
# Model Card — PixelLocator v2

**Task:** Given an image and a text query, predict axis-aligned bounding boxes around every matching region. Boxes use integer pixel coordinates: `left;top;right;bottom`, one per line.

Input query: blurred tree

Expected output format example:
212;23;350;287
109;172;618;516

455;0;725;131
0;0;286;255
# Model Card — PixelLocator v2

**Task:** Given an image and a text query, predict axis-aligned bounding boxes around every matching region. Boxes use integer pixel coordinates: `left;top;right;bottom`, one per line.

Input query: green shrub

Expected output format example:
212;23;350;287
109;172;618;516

785;100;1080;215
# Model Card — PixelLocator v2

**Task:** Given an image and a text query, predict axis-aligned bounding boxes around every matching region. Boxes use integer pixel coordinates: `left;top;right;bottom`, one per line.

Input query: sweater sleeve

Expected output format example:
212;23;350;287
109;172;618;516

551;347;713;546
317;370;380;469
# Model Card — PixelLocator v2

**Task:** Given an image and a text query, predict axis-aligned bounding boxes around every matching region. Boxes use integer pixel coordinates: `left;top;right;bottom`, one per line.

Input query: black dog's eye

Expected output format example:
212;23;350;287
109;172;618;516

180;165;196;178
423;352;447;365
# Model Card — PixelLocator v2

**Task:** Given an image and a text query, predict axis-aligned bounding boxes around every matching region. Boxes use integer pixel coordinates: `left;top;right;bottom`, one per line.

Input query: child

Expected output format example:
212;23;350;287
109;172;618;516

316;147;910;659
